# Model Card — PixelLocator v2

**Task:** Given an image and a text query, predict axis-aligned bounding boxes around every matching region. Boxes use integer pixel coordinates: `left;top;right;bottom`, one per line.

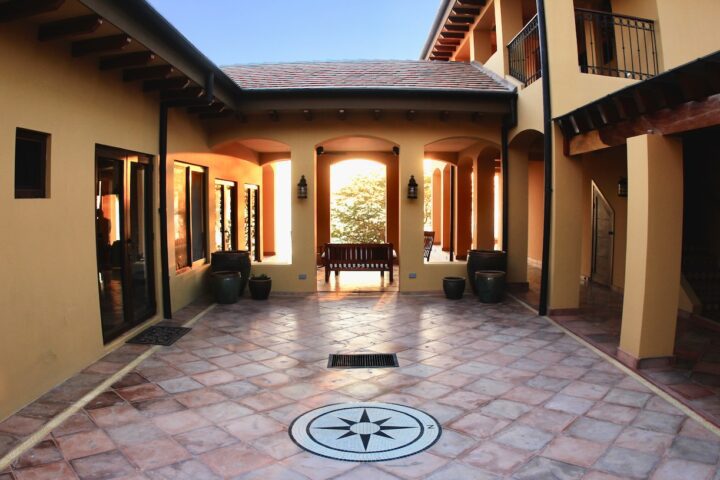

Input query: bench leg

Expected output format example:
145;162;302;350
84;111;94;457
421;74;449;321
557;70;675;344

325;268;330;283
389;266;394;283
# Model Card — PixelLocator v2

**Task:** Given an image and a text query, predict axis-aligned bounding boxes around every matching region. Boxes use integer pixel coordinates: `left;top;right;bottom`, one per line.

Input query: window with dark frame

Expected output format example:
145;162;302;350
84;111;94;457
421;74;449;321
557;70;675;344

15;128;50;199
174;162;207;271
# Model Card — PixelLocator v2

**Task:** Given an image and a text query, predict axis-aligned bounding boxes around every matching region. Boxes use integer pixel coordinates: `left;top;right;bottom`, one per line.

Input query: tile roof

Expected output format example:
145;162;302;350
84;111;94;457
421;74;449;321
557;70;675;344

222;60;512;93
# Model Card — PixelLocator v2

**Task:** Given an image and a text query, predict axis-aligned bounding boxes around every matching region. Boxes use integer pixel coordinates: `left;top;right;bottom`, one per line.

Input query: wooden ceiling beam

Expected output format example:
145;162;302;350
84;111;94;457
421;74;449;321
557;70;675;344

448;15;475;24
123;64;173;82
187;102;224;114
444;24;470;32
72;34;131;57
456;0;487;6
38;15;102;41
434;45;457;52
199;110;234;120
432;51;453;57
437;38;461;46
161;87;204;101
143;76;190;92
440;32;465;39
0;0;64;23
452;7;481;15
99;51;155;70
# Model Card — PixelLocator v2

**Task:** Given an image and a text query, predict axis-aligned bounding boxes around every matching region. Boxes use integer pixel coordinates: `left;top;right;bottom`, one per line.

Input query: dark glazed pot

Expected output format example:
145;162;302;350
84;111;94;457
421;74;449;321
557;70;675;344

248;277;272;300
211;250;251;296
466;250;507;295
475;270;506;304
210;271;241;304
443;277;466;300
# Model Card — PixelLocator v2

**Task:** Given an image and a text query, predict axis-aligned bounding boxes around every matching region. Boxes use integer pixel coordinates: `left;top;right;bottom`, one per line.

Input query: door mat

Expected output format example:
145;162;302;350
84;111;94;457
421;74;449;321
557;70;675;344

127;326;191;346
328;353;398;369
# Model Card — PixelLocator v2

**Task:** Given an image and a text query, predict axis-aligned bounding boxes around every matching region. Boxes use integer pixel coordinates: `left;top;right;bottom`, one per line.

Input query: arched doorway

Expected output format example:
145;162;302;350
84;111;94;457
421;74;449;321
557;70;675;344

315;135;399;292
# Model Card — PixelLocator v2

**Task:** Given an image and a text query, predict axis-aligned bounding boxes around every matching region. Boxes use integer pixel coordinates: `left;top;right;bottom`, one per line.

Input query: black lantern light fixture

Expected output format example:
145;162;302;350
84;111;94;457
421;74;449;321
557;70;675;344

407;175;419;199
297;175;308;199
618;177;628;197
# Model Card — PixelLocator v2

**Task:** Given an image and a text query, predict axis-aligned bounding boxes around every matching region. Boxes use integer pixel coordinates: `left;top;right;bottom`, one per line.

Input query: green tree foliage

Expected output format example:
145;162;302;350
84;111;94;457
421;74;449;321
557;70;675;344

331;172;386;243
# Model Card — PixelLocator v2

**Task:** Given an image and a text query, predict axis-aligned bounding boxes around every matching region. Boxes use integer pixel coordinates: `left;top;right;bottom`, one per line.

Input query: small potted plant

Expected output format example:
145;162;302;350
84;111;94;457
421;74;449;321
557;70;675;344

248;273;272;300
442;276;466;300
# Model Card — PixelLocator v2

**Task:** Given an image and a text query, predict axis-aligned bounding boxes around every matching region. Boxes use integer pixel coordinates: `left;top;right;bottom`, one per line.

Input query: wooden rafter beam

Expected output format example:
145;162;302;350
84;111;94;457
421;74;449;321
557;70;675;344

452;7;481;15
448;15;475;24
438;38;461;46
567;93;720;156
0;0;64;23
430;57;450;61
123;64;173;82
38;15;102;41
444;24;469;32
440;32;465;39
456;0;487;6
161;86;204;101
432;51;453;57
434;45;457;52
99;51;155;70
143;76;190;92
72;34;131;57
187;102;225;114
199;110;234;120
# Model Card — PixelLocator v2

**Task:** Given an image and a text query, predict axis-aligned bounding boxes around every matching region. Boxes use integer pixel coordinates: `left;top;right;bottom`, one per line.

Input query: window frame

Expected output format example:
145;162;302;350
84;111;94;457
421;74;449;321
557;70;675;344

14;128;50;199
174;161;208;272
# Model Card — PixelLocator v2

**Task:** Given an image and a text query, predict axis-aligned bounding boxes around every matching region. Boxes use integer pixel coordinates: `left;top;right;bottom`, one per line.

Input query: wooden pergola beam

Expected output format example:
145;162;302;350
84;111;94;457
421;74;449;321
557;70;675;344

444;24;470;32
161;86;204;101
123;64;174;82
434;45;457;52
99;51;155;70
440;32;465;39
448;15;475;24
0;0;64;23
438;38;461;46
72;34;131;57
38;15;102;41
187;102;225;114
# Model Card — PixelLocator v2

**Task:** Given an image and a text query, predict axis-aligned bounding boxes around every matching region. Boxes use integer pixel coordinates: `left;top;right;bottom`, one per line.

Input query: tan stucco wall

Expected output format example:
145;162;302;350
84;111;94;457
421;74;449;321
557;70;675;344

208;114;502;292
656;0;720;70
0;22;212;420
528;160;544;265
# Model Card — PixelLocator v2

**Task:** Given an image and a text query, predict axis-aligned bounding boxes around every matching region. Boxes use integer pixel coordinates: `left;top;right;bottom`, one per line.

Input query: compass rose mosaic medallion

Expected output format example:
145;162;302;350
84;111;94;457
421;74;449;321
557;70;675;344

289;402;442;462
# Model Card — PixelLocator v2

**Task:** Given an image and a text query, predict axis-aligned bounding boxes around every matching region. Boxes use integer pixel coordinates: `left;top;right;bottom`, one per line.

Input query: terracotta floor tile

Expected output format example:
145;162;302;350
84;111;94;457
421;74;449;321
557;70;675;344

542;435;608;467
122;438;189;470
152;410;210;435
13;440;63;469
222;414;285;441
463;441;529;475
172;425;238;455
0;416;44;436
174;388;227;408
69;451;135;480
51;413;96;438
87;405;144;428
116;384;166;403
56;430;115;460
200;443;274;477
14;461;77;480
280;452;357;480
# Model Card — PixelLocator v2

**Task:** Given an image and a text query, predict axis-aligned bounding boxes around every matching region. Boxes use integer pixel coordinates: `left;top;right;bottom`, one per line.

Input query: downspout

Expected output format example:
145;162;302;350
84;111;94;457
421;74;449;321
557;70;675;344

536;0;553;316
158;71;215;319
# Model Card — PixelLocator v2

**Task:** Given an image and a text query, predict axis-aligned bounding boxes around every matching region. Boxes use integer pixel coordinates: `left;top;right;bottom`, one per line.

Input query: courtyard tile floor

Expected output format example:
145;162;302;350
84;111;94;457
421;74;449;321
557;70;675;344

2;294;720;479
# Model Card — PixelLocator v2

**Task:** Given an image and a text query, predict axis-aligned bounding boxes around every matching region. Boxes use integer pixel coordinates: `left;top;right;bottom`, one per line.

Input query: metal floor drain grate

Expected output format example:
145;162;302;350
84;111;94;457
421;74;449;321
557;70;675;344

328;353;399;369
127;326;191;346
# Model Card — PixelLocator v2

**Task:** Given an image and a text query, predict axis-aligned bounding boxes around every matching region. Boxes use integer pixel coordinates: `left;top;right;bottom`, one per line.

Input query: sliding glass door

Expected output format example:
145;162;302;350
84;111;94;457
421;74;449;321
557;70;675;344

95;146;155;343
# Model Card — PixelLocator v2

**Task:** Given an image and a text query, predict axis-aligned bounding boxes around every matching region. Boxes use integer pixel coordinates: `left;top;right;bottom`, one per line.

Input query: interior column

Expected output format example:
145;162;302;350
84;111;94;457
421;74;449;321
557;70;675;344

291;141;317;292
386;155;400;256
398;140;425;292
262;164;275;257
432;168;442;244
316;155;331;258
456;158;473;260
476;154;496;250
442;164;452;251
619;134;683;367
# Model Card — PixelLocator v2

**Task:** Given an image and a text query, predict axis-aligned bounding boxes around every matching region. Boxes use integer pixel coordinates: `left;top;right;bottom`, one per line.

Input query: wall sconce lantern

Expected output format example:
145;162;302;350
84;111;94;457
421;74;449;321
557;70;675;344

407;175;419;199
297;175;308;199
618;177;628;197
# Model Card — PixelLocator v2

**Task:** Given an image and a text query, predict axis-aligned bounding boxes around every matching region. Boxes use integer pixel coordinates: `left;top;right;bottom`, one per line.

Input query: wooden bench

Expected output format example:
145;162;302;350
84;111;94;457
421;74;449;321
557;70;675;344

423;231;435;262
323;243;394;283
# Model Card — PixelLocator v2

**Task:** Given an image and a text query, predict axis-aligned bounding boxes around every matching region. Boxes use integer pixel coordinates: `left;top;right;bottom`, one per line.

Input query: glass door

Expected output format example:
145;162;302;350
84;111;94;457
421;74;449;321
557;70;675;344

215;180;237;252
95;147;155;343
245;184;260;261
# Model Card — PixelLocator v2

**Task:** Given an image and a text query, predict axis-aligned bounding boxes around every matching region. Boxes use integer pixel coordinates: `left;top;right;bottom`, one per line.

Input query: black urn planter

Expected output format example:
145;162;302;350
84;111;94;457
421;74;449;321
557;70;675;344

475;270;506;304
210;271;241;304
466;250;507;295
443;277;466;300
211;250;251;296
248;275;272;300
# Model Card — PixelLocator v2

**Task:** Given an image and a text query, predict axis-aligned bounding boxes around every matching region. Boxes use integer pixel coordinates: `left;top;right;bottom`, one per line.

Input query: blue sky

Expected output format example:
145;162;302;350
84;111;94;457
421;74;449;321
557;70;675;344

147;0;441;65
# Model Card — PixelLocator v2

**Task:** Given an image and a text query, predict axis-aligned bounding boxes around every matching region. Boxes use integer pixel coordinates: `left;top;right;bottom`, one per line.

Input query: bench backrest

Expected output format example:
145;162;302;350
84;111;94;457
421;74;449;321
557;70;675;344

324;243;393;264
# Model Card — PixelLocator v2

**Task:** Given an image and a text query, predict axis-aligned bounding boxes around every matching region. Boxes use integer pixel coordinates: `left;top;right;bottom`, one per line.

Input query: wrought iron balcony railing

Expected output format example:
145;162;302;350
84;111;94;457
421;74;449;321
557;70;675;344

507;14;541;86
575;8;658;80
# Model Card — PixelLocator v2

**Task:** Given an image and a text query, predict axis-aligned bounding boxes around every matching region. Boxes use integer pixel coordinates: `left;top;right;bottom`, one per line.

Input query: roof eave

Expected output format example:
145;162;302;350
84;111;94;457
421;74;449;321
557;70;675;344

420;0;455;60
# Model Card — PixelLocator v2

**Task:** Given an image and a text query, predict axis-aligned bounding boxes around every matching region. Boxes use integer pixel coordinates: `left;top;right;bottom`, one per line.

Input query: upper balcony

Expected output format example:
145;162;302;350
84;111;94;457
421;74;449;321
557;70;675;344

508;7;658;87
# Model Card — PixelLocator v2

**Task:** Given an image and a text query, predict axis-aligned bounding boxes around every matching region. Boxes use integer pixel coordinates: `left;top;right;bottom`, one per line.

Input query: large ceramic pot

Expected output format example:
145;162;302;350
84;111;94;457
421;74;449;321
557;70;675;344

249;276;272;300
210;271;241;304
475;270;506;304
466;250;507;295
443;277;466;300
211;250;251;296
